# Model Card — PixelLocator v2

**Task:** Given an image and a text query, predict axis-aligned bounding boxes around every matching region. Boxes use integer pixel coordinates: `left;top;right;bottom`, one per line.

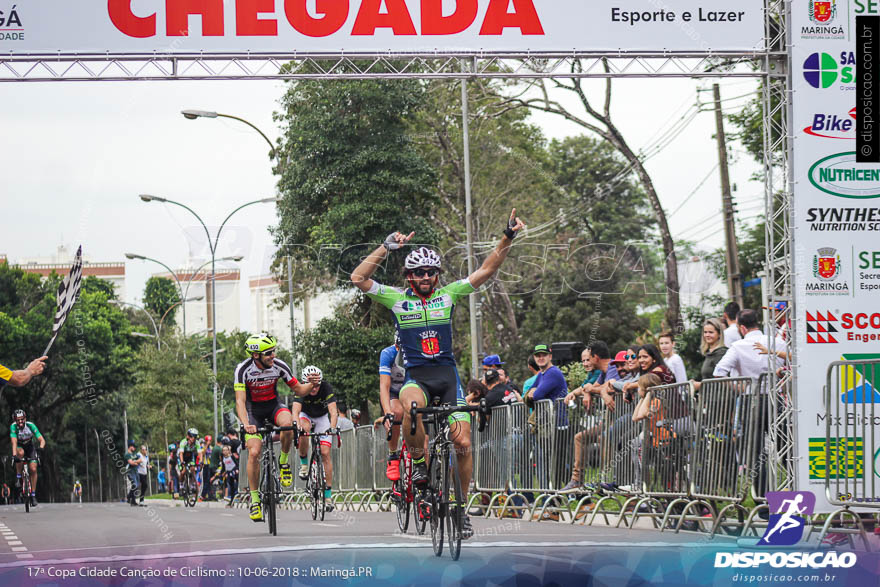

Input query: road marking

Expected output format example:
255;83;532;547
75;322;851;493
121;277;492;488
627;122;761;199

315;523;339;527
0;536;263;557
16;555;33;560
0;540;734;569
7;541;22;546
11;547;27;552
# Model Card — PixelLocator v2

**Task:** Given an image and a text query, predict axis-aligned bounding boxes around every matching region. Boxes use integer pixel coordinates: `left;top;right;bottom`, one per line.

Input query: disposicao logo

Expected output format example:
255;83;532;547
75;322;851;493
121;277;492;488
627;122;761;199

809;152;880;198
758;491;815;546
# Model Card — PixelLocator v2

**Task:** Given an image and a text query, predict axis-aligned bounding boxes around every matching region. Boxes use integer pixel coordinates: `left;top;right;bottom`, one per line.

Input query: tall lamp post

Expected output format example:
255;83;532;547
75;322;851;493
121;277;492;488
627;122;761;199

181;109;298;376
110;300;161;350
126;253;243;337
139;194;279;439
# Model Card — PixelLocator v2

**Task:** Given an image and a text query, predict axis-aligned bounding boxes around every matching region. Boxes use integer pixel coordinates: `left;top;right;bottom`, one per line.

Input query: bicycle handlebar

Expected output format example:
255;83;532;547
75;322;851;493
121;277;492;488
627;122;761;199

298;430;342;447
386;420;403;442
409;399;490;435
251;424;298;434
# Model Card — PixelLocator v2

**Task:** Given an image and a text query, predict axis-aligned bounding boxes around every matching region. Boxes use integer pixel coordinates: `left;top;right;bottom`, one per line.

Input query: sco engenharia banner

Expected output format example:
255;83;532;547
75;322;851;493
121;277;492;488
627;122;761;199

0;0;764;54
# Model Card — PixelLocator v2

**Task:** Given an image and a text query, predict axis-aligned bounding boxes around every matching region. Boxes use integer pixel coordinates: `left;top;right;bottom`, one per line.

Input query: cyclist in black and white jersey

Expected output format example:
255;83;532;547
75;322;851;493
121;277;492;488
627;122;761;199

234;333;320;522
292;365;339;512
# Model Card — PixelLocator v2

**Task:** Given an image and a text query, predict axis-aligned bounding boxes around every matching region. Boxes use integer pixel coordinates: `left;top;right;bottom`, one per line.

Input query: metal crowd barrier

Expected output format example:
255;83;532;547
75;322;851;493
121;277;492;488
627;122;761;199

819;358;880;550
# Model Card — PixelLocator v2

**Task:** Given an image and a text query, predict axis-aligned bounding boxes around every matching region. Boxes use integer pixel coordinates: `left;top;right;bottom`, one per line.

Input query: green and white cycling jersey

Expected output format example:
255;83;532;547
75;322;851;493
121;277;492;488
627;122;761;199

10;421;42;445
366;278;476;369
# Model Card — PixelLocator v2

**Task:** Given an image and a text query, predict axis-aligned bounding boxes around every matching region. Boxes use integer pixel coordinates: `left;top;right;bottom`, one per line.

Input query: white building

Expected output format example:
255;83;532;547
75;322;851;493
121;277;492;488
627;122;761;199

156;269;241;336
13;245;126;299
249;274;343;351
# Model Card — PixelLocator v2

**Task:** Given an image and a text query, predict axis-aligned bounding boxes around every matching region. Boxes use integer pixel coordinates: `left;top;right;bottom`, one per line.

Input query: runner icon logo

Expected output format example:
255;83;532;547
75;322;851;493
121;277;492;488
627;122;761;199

757;491;816;546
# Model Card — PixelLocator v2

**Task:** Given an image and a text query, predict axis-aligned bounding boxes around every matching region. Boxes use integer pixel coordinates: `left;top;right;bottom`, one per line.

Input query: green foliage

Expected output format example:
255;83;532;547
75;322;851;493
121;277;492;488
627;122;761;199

295;307;395;420
0;267;136;500
560;361;589;390
143;276;180;329
129;342;213;447
272;66;439;287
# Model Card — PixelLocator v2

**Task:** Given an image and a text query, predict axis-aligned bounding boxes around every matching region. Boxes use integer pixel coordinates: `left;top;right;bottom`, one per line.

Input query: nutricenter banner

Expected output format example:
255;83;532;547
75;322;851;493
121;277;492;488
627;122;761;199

0;0;765;55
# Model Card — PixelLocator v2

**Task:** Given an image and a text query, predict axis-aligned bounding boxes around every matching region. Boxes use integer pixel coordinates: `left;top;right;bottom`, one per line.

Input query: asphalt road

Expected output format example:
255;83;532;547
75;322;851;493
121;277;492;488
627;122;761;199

0;503;874;586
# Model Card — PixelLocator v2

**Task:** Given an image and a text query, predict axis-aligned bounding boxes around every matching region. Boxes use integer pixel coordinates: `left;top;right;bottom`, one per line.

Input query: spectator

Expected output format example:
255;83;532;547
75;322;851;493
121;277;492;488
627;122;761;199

201;435;215;502
563;348;599;405
576;341;618;409
350;409;362;427
166;443;179;498
522;356;540;394
211;444;239;507
482;369;523;408
658;332;687;383
723;302;741;347
125;441;141;507
157;468;167;494
766;301;790;341
481;354;504;372
692;318;728;391
624;344;675;394
713;309;786;378
210;438;222;500
137;445;150;505
226;429;241;459
630;372;665;488
497;367;521;395
525;344;568;402
336;403;355;432
465;379;489;405
606;349;640;393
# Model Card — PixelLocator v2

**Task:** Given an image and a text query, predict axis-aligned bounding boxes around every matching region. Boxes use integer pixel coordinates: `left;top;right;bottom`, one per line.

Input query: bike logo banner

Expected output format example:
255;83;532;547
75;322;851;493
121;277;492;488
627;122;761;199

2;0;765;54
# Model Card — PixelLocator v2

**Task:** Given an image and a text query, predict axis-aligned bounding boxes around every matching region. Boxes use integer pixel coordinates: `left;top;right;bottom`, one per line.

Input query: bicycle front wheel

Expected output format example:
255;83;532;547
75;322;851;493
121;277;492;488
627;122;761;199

446;449;464;561
317;454;326;522
429;453;444;557
394;478;410;533
309;455;319;521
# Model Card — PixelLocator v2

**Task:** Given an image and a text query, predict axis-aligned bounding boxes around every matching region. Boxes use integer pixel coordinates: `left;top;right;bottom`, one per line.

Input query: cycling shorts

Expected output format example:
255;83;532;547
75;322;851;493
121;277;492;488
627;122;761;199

245;397;291;442
17;442;38;462
401;365;469;423
179;451;198;468
298;412;332;447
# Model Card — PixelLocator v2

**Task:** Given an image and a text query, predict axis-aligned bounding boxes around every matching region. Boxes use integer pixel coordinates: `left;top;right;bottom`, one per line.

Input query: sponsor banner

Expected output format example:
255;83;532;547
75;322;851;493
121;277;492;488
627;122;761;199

793;0;880;512
0;0;765;54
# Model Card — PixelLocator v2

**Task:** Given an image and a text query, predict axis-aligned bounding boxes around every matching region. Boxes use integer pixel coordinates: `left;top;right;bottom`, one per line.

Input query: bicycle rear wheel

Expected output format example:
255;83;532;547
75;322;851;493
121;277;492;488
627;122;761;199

446;449;463;561
22;474;30;513
429;453;444;557
186;471;198;507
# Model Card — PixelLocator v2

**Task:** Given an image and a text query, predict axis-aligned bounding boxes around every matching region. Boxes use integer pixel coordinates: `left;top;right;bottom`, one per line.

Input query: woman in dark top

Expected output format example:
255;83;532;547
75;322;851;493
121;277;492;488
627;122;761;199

622;343;675;393
692;318;728;391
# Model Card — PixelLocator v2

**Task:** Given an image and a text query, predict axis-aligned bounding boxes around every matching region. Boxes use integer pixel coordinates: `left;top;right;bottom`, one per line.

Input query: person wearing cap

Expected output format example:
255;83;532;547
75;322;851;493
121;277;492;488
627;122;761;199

125;441;142;507
605;348;640;393
482;369;523;408
524;344;568;403
481;354;504;372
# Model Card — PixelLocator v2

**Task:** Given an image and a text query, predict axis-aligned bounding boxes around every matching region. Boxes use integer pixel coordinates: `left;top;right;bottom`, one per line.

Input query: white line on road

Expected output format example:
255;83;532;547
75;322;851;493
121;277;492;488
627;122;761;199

0;536;264;558
0;540;735;569
16;555;33;560
7;542;22;546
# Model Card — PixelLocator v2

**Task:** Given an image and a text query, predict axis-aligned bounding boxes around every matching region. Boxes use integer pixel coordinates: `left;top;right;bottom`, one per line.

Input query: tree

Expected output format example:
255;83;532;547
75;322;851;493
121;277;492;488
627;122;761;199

0;266;137;501
499;61;684;331
143;276;179;330
295;307;395;422
271;65;439;292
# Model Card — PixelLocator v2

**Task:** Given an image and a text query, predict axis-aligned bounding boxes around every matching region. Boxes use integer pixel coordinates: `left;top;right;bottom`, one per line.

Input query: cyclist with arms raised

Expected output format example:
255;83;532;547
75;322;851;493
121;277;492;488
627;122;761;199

234;333;320;522
292;365;339;512
351;208;525;539
10;409;46;507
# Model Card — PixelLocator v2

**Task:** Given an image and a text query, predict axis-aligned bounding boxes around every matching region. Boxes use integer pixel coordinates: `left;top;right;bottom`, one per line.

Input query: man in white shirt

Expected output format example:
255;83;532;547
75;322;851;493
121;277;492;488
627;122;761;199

722;302;741;348
714;309;785;378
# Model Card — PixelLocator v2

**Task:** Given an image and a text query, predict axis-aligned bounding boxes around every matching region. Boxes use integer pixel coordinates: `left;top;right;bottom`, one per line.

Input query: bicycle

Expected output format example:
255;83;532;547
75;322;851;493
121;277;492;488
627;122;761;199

250;423;298;536
179;462;199;508
387;421;429;535
410;399;488;561
300;429;342;522
12;453;39;513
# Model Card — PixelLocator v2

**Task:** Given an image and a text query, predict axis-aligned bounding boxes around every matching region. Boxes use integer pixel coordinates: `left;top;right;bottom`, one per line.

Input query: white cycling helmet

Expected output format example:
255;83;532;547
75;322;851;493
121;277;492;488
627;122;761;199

301;365;323;381
404;247;442;270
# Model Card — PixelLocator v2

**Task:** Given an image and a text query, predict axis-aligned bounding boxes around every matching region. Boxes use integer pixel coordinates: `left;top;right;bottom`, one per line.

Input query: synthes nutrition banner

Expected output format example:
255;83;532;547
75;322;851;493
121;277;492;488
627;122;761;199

793;0;880;512
0;0;764;54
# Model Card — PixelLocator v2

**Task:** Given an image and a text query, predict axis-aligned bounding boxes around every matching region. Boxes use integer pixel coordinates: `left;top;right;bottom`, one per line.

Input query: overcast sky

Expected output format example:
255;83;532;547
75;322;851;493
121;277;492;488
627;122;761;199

1;76;761;330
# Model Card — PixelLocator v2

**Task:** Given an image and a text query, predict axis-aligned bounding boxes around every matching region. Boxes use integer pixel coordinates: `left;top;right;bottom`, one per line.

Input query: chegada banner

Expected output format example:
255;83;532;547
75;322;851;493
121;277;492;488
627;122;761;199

0;0;764;54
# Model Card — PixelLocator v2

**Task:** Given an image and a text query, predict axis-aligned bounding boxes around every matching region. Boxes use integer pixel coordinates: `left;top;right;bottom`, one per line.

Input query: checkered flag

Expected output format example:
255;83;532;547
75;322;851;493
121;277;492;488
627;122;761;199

43;245;83;355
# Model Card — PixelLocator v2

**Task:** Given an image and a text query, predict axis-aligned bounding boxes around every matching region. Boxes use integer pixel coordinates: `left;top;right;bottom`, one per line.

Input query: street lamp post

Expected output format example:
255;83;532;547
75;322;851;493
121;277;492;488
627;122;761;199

139;194;278;439
182;109;299;375
158;296;204;339
111;300;160;349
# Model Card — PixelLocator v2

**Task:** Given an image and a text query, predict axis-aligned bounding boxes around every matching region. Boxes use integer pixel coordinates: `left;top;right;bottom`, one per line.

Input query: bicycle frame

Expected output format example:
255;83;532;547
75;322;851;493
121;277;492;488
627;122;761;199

300;430;341;521
251;423;298;536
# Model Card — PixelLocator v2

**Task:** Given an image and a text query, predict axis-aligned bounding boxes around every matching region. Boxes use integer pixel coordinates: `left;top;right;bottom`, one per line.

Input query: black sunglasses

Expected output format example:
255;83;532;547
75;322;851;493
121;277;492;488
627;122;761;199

624;354;637;359
261;349;276;357
409;268;439;278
